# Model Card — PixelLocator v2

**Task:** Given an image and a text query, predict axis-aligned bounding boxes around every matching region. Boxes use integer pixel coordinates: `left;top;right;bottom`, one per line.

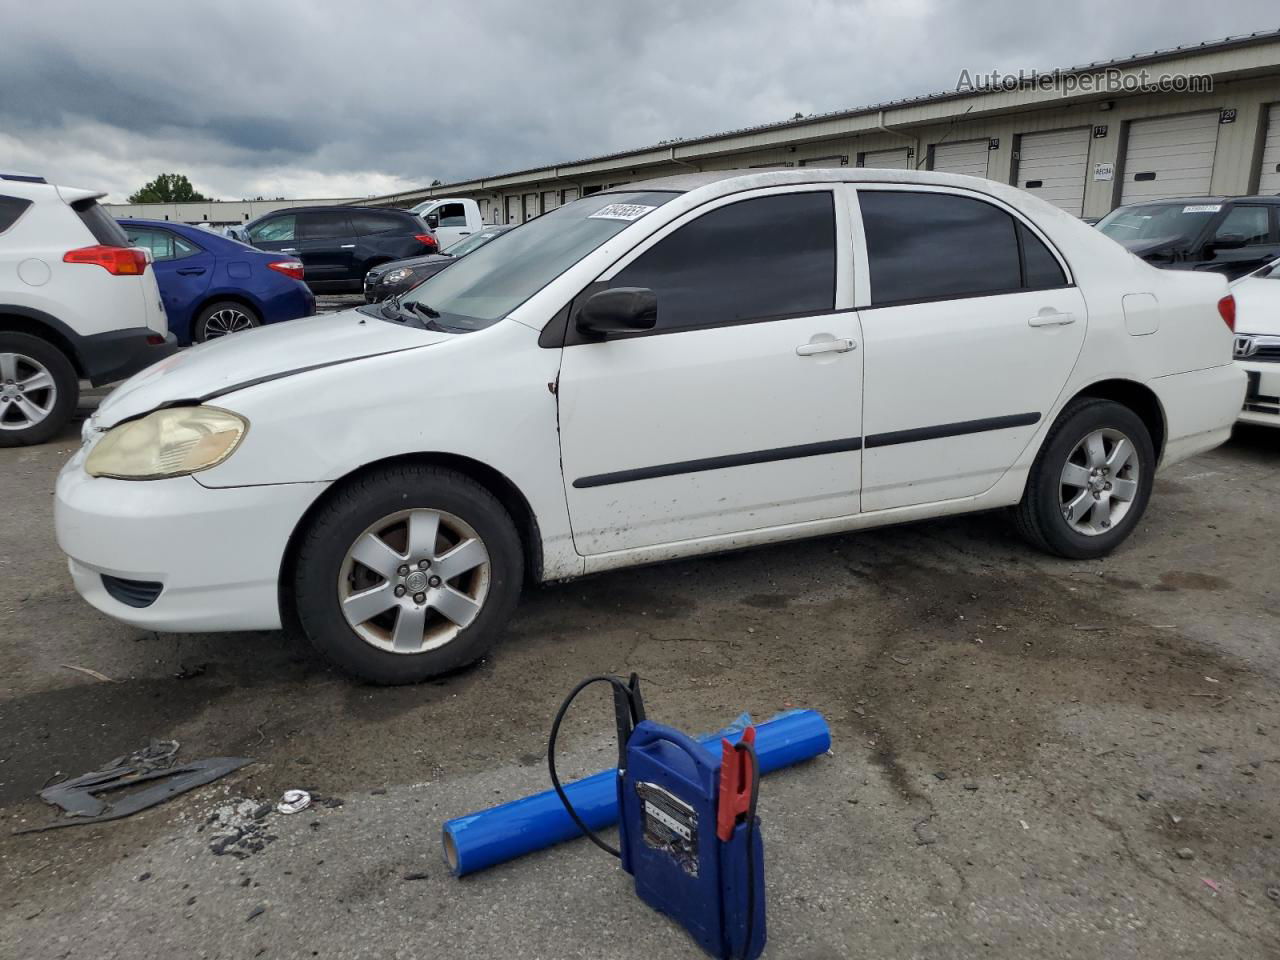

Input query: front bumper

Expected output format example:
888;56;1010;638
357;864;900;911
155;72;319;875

55;449;329;632
1237;359;1280;427
77;327;179;387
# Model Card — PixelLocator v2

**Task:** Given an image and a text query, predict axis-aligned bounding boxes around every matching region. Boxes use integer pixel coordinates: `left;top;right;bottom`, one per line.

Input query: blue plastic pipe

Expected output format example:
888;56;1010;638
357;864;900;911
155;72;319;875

442;708;830;877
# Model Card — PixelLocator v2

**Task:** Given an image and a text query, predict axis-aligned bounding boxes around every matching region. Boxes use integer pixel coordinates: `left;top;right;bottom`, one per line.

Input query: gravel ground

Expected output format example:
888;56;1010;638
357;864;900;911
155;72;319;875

1;349;1277;958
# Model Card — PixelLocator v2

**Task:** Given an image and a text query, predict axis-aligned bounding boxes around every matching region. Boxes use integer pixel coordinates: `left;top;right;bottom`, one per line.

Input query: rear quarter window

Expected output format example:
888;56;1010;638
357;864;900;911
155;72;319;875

0;195;33;234
72;198;129;246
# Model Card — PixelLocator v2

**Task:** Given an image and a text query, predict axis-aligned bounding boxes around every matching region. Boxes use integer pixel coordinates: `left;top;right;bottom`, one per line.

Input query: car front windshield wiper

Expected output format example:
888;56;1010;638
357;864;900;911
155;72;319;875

406;300;441;319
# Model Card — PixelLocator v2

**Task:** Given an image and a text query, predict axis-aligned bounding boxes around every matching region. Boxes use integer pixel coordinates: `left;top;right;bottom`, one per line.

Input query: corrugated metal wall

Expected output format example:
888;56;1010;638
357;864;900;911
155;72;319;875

476;73;1280;221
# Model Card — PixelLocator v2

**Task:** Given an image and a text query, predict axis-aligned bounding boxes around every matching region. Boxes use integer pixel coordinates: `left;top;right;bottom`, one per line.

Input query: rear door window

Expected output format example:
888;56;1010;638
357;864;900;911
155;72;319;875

349;210;410;235
124;227;200;261
72;198;129;246
598;191;836;335
859;190;1065;305
297;211;353;240
0;195;32;233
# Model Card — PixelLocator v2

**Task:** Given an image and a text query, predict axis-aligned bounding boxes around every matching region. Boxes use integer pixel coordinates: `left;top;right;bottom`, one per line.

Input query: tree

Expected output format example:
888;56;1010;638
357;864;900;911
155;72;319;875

128;173;209;204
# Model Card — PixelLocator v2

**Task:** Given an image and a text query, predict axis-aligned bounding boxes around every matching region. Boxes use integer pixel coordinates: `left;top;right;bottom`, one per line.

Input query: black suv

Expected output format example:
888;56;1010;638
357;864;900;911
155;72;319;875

1096;196;1280;280
244;206;437;292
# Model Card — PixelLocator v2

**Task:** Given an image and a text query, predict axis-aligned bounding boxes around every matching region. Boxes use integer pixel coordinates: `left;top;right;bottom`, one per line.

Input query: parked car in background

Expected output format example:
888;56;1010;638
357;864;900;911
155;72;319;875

0;173;174;446
364;225;513;302
1096;195;1280;279
56;169;1242;684
243;206;438;292
408;197;487;247
224;224;250;243
120;219;315;344
1228;256;1280;428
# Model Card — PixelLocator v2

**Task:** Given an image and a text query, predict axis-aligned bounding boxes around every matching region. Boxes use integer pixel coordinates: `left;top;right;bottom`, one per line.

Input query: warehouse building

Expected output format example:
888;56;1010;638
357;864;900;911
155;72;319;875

369;30;1280;224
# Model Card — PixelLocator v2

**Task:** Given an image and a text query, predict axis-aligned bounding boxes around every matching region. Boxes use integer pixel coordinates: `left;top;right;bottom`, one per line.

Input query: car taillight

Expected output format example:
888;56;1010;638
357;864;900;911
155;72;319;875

63;245;148;275
268;260;305;281
1217;294;1235;331
415;234;438;251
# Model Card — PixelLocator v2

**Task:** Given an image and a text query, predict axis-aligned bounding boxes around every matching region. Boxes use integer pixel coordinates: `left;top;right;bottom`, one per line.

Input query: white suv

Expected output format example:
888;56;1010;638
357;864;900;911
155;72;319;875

0;173;175;445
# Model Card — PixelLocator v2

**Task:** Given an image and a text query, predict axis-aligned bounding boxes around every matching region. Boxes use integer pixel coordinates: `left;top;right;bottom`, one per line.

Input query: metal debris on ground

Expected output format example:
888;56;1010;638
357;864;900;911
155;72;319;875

15;740;252;834
276;789;312;815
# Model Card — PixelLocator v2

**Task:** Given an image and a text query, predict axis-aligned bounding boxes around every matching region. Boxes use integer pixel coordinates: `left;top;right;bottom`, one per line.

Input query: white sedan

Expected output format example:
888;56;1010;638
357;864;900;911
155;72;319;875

55;169;1244;684
1229;257;1280;427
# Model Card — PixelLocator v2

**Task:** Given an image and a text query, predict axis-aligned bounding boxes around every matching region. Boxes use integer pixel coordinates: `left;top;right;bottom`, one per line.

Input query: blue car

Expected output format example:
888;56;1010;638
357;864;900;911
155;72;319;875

118;219;316;345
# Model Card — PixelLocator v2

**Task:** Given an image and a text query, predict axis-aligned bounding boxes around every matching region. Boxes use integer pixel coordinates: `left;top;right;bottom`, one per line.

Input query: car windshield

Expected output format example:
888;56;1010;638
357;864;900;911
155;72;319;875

1096;202;1220;248
388;191;678;331
442;227;508;258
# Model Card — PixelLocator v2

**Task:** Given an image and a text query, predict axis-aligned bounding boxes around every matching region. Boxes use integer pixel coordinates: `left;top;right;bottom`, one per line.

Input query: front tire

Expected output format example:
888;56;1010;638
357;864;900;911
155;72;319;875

193;301;260;342
1013;397;1155;559
0;333;79;447
293;465;523;684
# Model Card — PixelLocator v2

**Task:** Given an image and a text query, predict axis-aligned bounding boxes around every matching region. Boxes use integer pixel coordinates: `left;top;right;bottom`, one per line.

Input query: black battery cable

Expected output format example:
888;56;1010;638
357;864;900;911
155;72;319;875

548;672;646;859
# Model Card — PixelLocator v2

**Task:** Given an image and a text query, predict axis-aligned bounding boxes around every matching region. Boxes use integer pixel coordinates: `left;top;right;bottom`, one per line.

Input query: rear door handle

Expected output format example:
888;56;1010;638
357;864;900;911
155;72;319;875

796;338;857;356
1028;311;1076;327
340;244;356;249
176;267;206;276
280;247;298;253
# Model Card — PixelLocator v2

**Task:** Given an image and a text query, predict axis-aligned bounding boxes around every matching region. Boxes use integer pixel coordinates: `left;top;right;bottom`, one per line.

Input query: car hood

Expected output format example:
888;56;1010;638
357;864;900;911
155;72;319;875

372;253;453;274
92;309;450;429
1230;276;1280;336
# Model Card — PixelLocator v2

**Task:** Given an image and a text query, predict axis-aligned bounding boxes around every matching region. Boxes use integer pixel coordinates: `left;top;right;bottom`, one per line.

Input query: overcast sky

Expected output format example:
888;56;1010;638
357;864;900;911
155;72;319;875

2;1;1276;202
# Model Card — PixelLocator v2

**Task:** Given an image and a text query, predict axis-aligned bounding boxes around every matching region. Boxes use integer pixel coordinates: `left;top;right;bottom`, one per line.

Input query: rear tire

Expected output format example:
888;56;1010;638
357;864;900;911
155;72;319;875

1013;397;1155;559
292;465;523;684
193;301;260;342
0;332;79;447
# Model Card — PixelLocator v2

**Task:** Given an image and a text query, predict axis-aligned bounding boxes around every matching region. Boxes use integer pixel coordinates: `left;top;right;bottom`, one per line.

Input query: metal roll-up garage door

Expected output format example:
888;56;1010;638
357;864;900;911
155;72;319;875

1259;103;1280;194
1016;128;1090;216
861;147;910;170
930;139;990;178
1120;111;1219;204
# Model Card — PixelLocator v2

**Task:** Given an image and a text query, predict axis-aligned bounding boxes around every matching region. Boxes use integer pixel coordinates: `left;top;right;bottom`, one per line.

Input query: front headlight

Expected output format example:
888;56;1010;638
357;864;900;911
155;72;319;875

383;267;414;284
85;407;248;480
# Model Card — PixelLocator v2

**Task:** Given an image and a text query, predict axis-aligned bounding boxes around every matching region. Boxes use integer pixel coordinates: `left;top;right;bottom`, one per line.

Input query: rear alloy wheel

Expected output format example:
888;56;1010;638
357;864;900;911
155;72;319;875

194;301;260;342
293;465;523;684
1013;397;1155;559
0;333;79;447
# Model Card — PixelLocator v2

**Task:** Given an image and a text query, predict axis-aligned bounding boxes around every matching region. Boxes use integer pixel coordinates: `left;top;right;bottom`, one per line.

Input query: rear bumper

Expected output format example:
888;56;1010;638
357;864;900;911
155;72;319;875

77;327;179;387
1150;363;1246;468
1237;360;1280;427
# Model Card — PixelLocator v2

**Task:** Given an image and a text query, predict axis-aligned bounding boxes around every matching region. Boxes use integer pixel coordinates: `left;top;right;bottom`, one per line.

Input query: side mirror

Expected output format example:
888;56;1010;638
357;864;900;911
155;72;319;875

576;287;658;336
425;213;440;230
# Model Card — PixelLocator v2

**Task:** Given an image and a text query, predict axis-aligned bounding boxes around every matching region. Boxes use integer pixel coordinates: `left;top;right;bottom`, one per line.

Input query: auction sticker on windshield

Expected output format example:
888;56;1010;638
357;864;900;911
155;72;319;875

1182;204;1222;213
588;203;658;221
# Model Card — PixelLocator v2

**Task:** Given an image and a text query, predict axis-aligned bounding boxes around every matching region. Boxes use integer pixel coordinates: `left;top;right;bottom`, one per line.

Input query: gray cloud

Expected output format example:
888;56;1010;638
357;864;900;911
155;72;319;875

1;0;1275;200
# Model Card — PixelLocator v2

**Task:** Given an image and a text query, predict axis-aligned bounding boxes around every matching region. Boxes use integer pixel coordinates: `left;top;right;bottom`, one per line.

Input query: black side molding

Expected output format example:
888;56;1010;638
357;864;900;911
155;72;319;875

863;413;1041;449
572;437;863;489
571;412;1042;489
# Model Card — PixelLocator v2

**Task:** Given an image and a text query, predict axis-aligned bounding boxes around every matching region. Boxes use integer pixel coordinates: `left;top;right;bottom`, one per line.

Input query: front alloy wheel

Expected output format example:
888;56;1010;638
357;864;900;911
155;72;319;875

293;465;523;684
339;508;491;654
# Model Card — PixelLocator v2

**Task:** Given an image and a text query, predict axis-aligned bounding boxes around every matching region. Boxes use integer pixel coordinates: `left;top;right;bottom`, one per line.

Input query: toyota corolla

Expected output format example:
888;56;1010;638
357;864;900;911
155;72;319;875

55;169;1244;684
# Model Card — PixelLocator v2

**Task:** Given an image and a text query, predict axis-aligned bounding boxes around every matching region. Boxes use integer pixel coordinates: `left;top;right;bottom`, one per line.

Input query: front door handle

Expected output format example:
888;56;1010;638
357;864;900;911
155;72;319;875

796;338;857;356
1028;311;1076;327
340;244;356;249
280;247;298;253
176;267;206;276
